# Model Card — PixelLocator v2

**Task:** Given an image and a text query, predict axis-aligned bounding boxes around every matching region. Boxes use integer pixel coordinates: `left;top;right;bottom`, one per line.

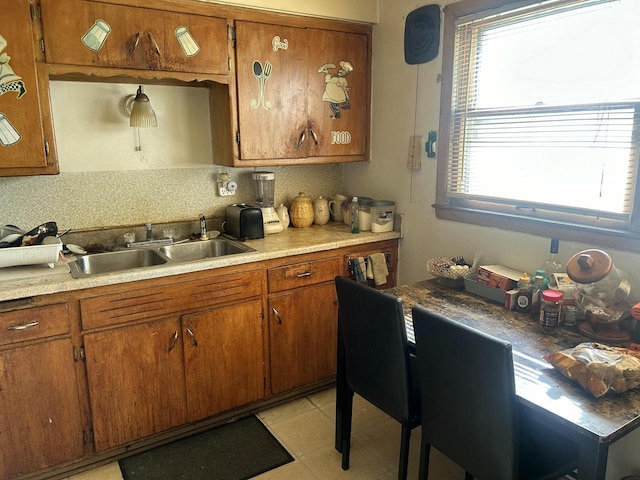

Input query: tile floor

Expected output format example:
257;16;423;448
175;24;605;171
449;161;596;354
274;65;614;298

65;386;465;480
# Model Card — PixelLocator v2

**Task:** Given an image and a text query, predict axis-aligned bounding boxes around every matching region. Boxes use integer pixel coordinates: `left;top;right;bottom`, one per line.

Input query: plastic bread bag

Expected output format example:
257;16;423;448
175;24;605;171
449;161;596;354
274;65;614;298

543;342;640;398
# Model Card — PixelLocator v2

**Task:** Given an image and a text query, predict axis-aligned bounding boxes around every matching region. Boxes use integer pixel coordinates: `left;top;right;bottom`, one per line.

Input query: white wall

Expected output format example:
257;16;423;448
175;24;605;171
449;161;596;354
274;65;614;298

344;0;640;295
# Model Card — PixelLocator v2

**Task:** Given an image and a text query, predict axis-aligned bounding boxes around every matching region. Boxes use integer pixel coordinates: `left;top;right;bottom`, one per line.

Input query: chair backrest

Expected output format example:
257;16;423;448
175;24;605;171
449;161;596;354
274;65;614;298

412;305;518;480
335;276;414;422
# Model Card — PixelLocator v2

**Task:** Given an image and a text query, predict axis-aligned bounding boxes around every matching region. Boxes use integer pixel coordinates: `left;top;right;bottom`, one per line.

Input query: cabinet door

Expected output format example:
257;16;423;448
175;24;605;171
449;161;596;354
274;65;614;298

235;21;309;160
182;299;264;422
268;283;338;394
84;317;187;451
306;29;369;158
0;0;56;174
40;0;228;74
0;339;85;479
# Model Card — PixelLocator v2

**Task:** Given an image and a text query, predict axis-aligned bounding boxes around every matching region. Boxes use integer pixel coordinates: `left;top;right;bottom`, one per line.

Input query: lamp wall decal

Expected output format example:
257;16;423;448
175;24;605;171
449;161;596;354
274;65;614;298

123;85;157;151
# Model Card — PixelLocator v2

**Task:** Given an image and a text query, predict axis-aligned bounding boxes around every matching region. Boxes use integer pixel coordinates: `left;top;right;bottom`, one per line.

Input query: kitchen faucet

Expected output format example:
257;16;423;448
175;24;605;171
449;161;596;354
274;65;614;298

199;214;207;240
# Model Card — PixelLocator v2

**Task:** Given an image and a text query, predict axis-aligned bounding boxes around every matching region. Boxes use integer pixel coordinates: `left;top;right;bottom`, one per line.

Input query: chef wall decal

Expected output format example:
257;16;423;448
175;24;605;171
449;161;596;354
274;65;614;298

0;34;24;146
318;60;353;120
251;60;272;110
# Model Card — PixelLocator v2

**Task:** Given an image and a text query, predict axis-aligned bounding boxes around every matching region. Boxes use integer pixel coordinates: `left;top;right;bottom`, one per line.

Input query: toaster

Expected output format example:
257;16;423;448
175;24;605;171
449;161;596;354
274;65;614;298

224;204;264;240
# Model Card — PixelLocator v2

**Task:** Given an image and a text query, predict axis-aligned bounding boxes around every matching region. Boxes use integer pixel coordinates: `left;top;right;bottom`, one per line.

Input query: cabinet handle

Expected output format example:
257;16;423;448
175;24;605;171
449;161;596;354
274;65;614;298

186;328;198;347
7;321;39;331
168;331;178;353
129;32;141;55
272;307;283;324
148;32;161;56
309;127;319;145
296;271;314;278
296;130;306;149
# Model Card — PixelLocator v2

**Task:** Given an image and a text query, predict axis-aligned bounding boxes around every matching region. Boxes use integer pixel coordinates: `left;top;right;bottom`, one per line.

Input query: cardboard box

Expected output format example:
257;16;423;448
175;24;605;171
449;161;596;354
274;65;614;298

477;265;523;291
464;275;507;304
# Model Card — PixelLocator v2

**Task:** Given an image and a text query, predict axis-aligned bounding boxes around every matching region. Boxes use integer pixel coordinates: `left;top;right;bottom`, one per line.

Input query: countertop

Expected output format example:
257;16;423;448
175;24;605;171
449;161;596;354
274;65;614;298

389;280;640;441
0;223;399;302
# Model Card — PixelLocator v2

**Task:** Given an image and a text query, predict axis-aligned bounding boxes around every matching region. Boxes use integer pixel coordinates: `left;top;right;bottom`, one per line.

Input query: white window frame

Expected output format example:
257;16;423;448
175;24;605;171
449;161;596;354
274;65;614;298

435;0;640;253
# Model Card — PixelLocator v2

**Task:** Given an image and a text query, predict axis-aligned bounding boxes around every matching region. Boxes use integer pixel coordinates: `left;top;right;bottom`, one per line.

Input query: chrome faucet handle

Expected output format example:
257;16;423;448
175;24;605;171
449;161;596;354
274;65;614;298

199;215;207;240
146;223;153;240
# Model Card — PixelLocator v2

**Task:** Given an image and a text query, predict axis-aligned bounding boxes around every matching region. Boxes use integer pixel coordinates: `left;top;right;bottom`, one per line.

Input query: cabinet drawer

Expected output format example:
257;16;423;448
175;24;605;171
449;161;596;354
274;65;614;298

268;257;340;293
81;270;263;330
0;303;70;346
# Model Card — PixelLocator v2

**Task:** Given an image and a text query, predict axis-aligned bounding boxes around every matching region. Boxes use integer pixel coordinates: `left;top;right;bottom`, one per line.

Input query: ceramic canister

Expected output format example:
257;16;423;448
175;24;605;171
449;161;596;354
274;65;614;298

314;196;330;225
290;192;314;228
276;203;290;228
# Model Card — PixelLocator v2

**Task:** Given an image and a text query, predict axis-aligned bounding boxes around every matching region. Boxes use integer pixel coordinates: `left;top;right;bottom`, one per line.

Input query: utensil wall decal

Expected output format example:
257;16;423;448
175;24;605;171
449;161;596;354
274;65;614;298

251;60;272;110
0;33;25;146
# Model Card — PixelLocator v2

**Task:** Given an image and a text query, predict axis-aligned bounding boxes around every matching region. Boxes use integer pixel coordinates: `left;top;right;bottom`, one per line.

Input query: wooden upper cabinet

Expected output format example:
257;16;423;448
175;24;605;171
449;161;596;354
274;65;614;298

228;20;371;166
39;0;228;75
0;0;58;175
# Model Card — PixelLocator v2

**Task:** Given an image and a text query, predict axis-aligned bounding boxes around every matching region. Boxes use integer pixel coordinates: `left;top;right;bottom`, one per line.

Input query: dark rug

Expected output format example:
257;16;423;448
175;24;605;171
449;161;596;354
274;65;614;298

119;415;293;480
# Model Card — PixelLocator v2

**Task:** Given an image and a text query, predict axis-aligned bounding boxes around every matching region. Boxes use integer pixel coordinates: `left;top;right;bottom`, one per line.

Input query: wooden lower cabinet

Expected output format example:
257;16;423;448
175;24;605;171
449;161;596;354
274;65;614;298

183;299;264;422
83;317;188;452
268;282;339;394
0;339;85;478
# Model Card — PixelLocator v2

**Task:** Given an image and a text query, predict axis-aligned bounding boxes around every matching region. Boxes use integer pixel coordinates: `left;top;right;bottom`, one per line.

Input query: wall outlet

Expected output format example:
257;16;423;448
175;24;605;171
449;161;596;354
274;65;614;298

216;172;237;197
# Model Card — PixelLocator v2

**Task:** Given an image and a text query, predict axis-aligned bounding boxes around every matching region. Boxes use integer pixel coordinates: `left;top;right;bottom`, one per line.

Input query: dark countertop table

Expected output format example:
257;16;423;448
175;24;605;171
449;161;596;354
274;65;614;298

388;280;640;480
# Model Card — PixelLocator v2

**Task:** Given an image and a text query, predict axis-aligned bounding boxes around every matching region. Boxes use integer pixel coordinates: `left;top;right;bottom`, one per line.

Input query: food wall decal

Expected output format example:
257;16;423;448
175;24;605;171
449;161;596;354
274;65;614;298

0;34;25;146
318;60;353;145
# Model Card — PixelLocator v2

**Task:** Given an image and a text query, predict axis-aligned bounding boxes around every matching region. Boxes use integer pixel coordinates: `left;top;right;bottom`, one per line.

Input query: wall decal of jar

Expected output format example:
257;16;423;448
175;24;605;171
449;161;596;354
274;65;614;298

81;20;111;52
175;26;200;57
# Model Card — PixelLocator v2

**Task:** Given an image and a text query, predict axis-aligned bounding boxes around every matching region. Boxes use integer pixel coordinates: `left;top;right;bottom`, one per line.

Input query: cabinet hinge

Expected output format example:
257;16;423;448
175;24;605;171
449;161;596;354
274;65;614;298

82;429;94;445
235;131;240;145
40;38;45;54
29;2;41;21
44;139;50;156
228;25;236;48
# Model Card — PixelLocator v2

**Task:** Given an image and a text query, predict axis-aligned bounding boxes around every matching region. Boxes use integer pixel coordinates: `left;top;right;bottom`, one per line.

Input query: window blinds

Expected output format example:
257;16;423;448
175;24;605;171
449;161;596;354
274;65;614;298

446;0;640;220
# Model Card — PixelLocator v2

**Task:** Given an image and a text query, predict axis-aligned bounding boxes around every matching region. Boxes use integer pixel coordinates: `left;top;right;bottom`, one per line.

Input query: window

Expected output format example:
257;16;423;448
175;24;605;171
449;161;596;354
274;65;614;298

435;0;640;251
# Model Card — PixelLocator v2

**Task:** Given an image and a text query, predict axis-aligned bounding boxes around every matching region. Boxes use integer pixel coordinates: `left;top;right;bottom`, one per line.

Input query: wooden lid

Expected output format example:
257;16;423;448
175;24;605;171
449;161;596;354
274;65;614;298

566;249;612;284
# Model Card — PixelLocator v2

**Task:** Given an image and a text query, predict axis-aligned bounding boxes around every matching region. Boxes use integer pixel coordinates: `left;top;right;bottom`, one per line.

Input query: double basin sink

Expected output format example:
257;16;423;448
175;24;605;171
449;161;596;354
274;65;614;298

69;238;256;279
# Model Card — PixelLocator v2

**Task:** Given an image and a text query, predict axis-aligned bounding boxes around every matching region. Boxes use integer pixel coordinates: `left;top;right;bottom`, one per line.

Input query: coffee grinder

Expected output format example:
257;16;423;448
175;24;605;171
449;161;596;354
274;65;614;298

252;171;283;234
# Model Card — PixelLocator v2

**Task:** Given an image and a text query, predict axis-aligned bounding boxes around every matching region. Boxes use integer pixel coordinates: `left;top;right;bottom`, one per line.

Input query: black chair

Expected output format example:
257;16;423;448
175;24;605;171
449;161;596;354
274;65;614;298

334;276;420;480
411;305;579;480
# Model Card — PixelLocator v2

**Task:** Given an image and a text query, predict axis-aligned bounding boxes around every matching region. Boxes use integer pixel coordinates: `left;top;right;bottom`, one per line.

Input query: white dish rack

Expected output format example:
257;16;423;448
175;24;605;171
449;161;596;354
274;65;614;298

0;238;63;269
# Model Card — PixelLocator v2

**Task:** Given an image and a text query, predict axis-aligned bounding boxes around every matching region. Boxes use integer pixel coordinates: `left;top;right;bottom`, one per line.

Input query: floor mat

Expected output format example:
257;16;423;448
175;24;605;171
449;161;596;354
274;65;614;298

119;415;293;480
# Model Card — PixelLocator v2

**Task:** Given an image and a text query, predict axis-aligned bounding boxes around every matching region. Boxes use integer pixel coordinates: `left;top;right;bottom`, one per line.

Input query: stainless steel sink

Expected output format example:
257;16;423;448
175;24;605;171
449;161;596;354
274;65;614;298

69;248;168;278
69;238;256;278
159;238;255;263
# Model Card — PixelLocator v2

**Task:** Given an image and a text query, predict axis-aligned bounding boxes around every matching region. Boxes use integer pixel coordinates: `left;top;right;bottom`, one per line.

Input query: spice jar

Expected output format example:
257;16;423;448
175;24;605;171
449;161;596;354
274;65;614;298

539;289;563;334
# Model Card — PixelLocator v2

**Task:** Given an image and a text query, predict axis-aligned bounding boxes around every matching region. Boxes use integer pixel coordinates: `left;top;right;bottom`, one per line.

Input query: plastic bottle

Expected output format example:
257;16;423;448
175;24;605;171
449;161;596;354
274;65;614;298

542;238;564;286
515;273;532;313
350;197;360;234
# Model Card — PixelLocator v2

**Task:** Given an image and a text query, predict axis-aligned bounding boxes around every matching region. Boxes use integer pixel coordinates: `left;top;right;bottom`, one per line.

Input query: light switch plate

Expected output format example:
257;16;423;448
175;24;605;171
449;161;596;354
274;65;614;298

407;135;422;170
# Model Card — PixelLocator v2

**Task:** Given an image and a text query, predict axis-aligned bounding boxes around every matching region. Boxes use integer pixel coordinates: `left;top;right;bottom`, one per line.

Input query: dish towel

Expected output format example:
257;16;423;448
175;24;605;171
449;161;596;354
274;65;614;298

349;257;367;284
368;253;389;286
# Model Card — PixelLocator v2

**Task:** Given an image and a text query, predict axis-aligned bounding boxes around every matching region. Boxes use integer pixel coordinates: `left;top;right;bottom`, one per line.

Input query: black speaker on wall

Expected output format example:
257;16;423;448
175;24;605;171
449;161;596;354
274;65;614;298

404;4;441;65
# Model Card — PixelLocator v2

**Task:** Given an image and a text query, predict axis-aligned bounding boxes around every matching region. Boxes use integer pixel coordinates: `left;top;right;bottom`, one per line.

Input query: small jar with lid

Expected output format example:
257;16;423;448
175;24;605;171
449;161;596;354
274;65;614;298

539;289;563;334
515;273;532;313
